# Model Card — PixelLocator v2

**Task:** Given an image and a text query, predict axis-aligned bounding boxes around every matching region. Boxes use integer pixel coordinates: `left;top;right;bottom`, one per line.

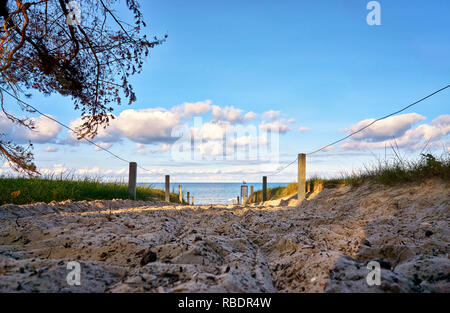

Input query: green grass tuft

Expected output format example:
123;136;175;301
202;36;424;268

249;153;450;203
0;177;181;205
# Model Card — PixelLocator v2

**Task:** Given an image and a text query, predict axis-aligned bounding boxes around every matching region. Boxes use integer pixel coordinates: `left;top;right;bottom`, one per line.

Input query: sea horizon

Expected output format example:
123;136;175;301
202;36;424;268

138;182;290;205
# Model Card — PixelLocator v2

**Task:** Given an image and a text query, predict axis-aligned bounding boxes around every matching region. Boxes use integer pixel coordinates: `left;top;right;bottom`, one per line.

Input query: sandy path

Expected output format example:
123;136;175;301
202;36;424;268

0;179;448;293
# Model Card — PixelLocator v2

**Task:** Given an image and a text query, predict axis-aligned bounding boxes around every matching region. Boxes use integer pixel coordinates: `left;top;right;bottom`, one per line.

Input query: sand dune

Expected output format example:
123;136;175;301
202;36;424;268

0;178;448;293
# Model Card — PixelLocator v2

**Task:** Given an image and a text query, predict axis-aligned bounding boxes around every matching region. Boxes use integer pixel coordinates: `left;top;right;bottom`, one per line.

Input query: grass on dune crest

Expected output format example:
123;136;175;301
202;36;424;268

250;152;450;203
0;176;181;205
250;183;299;203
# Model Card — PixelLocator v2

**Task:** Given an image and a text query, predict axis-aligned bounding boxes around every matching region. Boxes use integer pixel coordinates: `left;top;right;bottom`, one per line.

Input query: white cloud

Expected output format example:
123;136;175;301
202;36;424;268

0;114;61;144
40;164;68;175
94;142;112;151
66;102;289;154
244;111;257;120
135;143;172;155
152;143;171;154
298;126;310;133
211;105;255;124
340;114;450;151
115;108;182;144
259;121;291;134
69;108;181;145
74;166;127;176
75;166;101;175
193;121;229;140
199;141;223;157
232;135;253;146
343;113;426;142
68;117;121;143
44;146;58;152
172;100;212;119
68;100;217;145
262;110;280;121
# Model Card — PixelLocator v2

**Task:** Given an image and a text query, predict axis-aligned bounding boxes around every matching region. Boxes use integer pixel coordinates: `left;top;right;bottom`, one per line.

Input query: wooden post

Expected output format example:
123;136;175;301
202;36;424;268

128;162;137;200
187;192;190;204
165;175;170;202
262;176;267;202
243;194;246;205
192;196;194;205
298;153;306;201
237;196;240;205
178;185;183;203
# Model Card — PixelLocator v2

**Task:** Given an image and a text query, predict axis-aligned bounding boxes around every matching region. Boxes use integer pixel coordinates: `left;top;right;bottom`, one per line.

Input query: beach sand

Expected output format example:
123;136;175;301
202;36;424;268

0;178;448;293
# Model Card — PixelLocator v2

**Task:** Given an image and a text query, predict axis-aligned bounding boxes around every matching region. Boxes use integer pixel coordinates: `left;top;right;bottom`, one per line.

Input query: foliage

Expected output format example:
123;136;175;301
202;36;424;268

0;0;165;174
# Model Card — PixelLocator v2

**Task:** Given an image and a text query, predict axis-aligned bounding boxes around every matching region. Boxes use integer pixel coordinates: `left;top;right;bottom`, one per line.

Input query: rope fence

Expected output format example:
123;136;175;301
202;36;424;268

1;84;449;204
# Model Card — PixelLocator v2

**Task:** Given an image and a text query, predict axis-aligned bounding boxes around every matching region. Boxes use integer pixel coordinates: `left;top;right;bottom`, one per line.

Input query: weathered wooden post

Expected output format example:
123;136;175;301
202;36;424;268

298;153;306;201
165;175;170;202
128;162;137;200
192;196;194;205
262;176;267;202
187;192;190;204
240;183;248;205
178;185;183;203
237;196;240;205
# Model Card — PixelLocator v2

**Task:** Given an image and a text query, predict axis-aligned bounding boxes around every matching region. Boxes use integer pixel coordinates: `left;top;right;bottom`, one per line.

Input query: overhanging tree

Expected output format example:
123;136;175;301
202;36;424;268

0;0;165;174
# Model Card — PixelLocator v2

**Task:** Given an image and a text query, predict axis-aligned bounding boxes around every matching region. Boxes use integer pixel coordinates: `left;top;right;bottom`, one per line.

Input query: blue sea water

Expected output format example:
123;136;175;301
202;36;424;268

138;182;289;205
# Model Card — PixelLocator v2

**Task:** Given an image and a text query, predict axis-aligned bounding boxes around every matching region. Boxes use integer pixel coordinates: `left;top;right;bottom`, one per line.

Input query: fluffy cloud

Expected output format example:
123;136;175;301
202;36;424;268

70;108;190;145
68;117;121;143
40;164;68;175
192;121;229;141
232;135;253;146
153;144;172;153
199;141;223;157
262;110;280;121
172;100;212;119
75;166;102;175
340;114;450;151
67;102;288;155
244;111;257;120
211;105;256;124
115;108;182;143
259;121;291;134
343;113;426;142
0;114;61;144
135;143;172;155
68;100;221;145
94;142;112;151
44;146;59;152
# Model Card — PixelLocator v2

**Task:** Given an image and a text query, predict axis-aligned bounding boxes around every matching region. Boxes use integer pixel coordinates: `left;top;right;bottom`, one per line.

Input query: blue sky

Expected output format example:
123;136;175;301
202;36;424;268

1;0;449;182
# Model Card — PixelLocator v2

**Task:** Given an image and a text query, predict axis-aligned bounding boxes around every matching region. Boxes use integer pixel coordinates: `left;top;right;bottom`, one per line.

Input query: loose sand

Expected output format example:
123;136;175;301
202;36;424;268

0;178;448;292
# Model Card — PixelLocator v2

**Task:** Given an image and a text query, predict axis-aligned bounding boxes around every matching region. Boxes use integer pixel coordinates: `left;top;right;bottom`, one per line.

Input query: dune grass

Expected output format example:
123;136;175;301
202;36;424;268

249;183;298;203
0;177;181;205
249;153;450;203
